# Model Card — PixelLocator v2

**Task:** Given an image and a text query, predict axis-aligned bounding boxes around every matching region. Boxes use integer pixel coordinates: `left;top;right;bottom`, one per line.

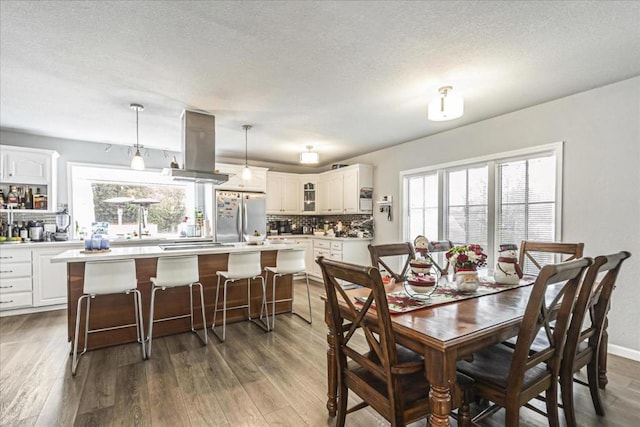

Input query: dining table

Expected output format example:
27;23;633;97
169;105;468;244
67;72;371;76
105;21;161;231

323;274;541;427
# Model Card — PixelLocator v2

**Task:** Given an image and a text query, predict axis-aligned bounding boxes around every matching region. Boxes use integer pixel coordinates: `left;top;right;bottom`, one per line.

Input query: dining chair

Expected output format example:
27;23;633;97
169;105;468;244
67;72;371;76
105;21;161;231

426;239;454;274
518;240;584;275
557;251;630;426
456;257;592;427
367;242;415;282
317;256;473;427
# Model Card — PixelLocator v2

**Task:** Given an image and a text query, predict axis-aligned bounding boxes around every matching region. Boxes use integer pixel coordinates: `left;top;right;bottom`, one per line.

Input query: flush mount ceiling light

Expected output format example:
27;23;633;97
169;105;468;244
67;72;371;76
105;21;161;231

300;145;319;164
427;86;464;121
241;124;252;180
130;103;145;170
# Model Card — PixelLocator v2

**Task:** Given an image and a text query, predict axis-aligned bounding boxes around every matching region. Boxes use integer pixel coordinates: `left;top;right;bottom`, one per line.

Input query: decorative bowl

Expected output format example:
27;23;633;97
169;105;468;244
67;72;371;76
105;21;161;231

409;260;433;275
407;276;436;294
244;234;266;243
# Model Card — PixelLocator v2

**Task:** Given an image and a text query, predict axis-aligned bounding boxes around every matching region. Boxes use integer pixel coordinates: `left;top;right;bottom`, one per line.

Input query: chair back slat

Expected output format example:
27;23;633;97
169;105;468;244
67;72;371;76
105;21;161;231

508;257;592;392
518;240;584;275
426;240;454;274
368;243;415;281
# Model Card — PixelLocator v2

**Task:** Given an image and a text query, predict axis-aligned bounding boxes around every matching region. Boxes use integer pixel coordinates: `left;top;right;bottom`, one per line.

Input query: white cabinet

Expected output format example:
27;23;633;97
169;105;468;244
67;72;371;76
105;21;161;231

317;164;373;215
0;145;58;211
215;163;267;193
266;172;300;214
312;239;332;277
32;248;68;307
293;238;314;275
0;249;33;311
300;175;319;214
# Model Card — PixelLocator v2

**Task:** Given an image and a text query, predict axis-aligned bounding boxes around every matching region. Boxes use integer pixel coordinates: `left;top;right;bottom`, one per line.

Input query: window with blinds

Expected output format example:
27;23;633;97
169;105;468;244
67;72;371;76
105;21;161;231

402;143;561;266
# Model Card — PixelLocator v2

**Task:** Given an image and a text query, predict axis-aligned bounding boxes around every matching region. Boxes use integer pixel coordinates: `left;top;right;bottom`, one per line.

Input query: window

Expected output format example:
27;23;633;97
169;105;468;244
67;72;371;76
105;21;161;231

69;164;195;238
402;143;562;265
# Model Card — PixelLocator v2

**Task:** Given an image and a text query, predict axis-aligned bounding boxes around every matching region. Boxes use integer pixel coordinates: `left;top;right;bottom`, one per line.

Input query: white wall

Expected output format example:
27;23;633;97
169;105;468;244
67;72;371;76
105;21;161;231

344;77;640;354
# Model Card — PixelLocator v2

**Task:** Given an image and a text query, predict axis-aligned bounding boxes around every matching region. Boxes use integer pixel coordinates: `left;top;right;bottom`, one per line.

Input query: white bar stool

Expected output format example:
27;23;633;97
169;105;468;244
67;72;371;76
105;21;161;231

146;255;208;358
264;248;312;330
72;259;145;375
212;251;269;342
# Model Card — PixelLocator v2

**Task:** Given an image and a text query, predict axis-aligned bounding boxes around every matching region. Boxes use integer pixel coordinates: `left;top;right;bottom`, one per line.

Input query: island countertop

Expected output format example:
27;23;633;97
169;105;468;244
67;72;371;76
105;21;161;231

51;240;300;263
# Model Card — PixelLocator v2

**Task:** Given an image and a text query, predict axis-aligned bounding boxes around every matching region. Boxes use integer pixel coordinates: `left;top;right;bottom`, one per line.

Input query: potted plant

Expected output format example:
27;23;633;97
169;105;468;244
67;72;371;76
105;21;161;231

445;244;487;292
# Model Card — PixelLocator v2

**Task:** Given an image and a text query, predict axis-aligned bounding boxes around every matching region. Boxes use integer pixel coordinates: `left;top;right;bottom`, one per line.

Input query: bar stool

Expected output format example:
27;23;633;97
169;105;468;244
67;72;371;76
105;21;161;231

264;248;312;330
72;259;145;375
146;255;208;358
212;251;269;342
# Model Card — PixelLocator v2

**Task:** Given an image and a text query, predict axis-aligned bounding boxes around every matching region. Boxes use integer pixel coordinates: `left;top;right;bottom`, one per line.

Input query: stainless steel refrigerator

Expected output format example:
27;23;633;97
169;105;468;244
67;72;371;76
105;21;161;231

214;191;267;243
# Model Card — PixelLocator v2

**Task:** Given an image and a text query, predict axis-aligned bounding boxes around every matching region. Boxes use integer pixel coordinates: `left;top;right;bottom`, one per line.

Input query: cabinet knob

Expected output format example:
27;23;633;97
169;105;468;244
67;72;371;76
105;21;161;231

0;285;13;289
0;270;13;274
0;300;14;304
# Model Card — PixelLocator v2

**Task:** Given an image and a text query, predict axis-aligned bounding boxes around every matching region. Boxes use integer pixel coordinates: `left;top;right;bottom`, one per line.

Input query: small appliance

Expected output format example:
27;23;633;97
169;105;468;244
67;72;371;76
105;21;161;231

28;221;44;241
55;208;71;241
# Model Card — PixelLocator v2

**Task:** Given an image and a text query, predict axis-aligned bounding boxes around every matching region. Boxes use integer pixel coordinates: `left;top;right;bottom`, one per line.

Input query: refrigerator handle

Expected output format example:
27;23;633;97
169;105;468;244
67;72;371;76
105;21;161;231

238;200;243;241
243;198;249;239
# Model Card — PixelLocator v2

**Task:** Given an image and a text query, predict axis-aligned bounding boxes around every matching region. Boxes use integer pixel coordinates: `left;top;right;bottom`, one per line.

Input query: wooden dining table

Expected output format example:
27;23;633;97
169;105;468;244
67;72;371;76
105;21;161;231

323;277;541;427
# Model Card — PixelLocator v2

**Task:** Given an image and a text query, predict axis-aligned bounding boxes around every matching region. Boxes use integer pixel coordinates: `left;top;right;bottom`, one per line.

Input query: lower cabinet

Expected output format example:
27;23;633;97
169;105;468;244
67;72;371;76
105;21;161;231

0;249;33;311
32;248;68;307
310;239;371;285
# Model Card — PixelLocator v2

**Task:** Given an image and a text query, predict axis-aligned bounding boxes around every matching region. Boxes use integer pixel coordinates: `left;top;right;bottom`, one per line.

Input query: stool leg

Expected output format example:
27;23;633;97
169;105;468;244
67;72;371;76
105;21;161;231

222;279;229;341
291;272;312;324
132;289;146;360
83;296;92;355
212;275;222;341
247;277;252;320
195;282;208;345
260;276;270;331
72;294;89;376
189;283;194;332
147;286;159;358
272;273;278;330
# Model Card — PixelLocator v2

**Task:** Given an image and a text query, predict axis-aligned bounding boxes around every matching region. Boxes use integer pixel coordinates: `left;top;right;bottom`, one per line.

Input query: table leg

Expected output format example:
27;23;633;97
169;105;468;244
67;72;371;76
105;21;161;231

424;348;455;427
598;316;609;389
325;303;337;417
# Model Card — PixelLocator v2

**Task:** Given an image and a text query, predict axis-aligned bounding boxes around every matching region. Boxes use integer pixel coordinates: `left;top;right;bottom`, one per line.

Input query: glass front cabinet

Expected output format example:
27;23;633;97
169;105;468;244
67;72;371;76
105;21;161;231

301;176;318;214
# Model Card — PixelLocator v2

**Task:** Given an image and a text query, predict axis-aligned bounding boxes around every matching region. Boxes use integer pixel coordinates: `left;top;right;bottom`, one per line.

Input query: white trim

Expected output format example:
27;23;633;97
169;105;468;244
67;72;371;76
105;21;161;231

608;344;640;362
399;142;563;178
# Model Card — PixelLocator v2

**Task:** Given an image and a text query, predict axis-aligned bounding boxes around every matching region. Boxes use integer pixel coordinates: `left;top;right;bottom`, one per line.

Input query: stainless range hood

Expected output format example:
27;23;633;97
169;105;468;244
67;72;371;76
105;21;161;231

162;110;229;184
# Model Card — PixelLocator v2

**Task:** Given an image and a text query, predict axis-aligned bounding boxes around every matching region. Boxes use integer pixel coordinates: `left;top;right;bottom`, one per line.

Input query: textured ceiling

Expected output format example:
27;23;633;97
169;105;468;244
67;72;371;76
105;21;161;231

1;1;639;167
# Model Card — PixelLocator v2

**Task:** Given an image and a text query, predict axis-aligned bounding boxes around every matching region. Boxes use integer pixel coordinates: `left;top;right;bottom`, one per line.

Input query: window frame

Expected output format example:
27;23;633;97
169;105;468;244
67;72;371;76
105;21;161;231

400;142;563;266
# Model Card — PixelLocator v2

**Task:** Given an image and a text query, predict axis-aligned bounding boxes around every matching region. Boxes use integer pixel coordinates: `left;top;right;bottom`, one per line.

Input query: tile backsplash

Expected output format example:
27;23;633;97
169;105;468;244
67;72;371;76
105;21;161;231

267;214;373;232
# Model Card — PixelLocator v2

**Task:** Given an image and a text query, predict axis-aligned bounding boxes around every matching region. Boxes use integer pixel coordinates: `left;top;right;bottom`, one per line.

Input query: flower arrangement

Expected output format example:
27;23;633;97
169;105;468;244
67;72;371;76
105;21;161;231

446;244;488;271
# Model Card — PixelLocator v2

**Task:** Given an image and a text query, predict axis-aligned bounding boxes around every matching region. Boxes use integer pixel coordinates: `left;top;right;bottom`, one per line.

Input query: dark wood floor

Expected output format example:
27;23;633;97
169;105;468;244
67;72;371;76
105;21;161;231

1;278;638;426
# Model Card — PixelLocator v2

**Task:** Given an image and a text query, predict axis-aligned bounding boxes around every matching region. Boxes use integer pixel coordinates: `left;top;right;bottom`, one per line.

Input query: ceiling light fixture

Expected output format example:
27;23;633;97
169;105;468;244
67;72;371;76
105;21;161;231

300;145;319;164
241;124;252;180
427;86;464;121
130;103;145;170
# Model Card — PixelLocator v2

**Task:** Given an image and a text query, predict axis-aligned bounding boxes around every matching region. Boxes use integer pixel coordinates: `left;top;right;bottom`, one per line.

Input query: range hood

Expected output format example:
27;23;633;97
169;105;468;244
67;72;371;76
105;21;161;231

162;110;229;184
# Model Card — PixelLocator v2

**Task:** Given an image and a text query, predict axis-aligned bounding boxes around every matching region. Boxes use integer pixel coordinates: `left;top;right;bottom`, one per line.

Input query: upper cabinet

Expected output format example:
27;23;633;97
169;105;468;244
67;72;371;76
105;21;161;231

0;145;58;211
266;172;300;214
214;163;267;193
319;164;373;215
300;175;319;214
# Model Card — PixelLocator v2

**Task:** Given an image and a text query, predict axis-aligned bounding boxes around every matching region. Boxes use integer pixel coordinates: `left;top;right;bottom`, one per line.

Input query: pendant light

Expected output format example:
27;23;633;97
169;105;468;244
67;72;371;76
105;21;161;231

427;86;464;121
300;145;319;164
241;124;252;180
130;103;145;170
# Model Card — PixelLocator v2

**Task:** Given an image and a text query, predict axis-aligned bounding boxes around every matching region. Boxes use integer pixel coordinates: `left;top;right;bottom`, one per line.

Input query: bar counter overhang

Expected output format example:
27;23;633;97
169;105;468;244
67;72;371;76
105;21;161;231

52;242;297;350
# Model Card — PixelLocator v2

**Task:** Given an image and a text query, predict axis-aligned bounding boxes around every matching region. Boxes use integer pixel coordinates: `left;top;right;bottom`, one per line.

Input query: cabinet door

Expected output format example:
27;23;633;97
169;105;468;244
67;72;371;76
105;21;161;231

301;180;317;213
328;173;344;213
266;174;283;213
318;176;331;214
343;168;359;213
32;249;67;306
281;176;300;214
3;150;50;184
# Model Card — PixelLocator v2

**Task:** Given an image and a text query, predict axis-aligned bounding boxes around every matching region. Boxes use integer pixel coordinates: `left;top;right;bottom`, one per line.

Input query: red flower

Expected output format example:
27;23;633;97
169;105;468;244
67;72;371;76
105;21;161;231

458;254;468;262
445;252;451;259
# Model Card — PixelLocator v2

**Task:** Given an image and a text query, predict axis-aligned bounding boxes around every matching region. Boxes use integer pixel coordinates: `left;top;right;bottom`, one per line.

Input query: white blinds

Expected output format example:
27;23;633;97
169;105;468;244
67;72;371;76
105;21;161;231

407;173;438;240
446;166;488;246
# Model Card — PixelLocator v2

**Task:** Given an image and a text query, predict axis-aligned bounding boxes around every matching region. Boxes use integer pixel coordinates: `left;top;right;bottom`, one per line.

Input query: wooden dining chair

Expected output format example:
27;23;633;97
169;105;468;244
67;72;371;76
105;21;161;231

518;240;584;275
367;242;415;282
558;251;631;426
456;257;592;427
317;256;473;427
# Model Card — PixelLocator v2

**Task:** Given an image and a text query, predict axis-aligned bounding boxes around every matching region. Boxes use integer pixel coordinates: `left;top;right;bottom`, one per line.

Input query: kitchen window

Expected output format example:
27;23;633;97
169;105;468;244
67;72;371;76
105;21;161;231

69;163;195;238
402;143;562;265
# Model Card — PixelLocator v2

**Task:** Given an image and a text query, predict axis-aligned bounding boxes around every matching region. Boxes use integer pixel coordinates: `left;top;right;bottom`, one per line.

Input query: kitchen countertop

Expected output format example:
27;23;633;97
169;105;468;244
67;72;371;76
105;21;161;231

0;236;217;249
267;234;373;241
51;240;300;263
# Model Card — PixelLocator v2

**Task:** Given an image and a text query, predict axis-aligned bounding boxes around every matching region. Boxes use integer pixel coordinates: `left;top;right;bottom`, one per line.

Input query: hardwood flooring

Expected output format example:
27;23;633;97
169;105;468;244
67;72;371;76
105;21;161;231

1;278;638;426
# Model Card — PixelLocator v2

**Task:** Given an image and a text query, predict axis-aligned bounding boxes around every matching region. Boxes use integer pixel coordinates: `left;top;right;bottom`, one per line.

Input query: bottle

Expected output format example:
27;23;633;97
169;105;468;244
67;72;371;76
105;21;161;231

33;188;42;209
7;185;19;206
24;187;33;210
170;156;179;168
12;222;20;238
0;188;5;208
19;221;28;240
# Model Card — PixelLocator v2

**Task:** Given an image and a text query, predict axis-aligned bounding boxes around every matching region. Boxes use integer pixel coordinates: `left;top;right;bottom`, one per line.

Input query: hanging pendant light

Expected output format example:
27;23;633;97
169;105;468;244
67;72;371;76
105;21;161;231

130;103;145;170
299;145;319;164
427;86;464;121
242;124;252;180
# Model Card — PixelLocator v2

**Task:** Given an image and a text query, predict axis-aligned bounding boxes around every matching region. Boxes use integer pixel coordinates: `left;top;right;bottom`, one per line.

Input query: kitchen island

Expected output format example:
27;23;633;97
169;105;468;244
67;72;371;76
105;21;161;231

52;241;299;350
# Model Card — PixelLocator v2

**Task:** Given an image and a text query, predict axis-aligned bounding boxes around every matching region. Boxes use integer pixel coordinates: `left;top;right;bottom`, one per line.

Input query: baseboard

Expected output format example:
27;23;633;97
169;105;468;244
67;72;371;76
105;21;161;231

608;344;640;362
0;304;66;318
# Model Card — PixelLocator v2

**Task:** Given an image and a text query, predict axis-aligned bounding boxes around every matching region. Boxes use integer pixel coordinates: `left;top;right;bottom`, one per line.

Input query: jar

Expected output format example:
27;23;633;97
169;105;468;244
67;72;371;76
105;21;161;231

91;234;102;251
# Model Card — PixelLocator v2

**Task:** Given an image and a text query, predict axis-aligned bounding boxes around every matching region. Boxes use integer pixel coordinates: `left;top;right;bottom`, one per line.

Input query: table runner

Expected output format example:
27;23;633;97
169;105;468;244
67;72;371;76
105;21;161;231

356;275;536;314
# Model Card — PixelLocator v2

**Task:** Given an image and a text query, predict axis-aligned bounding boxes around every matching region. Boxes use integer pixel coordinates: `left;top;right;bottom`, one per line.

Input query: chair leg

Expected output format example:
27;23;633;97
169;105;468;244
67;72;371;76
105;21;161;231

72;294;89;376
504;404;520;427
272;272;278;330
545;382;560;427
249;276;270;332
561;370;577;427
132;289;146;360
211;275;224;342
336;380;348;427
587;357;605;415
194;282;208;345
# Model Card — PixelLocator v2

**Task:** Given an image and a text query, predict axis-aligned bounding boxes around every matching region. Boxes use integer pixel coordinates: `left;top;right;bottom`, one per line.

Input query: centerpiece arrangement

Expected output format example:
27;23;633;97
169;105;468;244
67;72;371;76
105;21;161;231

446;244;487;292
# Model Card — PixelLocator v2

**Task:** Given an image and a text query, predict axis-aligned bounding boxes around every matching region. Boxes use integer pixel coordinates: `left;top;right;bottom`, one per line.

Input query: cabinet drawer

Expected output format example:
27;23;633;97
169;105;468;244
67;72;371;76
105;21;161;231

0;291;33;310
314;248;329;258
329;252;342;261
314;240;331;250
330;241;343;252
0;276;32;294
0;263;32;279
0;249;32;264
